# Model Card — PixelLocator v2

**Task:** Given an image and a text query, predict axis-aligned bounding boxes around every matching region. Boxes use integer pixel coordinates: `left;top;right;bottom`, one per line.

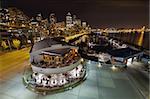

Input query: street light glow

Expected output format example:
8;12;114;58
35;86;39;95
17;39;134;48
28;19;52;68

98;62;102;68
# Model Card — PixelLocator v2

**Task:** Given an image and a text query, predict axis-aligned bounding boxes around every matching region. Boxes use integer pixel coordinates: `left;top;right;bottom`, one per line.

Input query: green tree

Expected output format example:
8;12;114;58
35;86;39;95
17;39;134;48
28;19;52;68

1;40;9;49
12;39;21;50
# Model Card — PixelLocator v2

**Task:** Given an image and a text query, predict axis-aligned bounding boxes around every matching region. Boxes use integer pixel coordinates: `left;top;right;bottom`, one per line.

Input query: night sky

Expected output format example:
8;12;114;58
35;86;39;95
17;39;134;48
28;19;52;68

1;0;149;28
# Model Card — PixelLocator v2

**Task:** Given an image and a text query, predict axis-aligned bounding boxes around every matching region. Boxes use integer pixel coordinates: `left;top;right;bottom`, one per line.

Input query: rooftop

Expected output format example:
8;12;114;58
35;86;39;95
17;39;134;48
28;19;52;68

108;47;141;58
30;38;61;52
43;48;71;56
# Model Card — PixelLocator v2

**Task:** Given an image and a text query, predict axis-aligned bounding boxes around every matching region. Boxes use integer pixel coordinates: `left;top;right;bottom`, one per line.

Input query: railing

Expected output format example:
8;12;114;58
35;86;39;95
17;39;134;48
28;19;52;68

31;58;84;74
33;56;81;68
22;60;87;94
22;72;87;94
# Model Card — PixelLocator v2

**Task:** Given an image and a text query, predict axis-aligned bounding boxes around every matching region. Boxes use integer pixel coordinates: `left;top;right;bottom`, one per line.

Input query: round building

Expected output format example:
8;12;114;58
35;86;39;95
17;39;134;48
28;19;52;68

23;38;87;94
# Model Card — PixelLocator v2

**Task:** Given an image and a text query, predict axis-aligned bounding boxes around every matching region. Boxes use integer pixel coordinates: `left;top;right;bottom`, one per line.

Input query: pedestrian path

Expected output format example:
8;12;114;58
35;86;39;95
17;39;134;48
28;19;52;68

0;59;145;99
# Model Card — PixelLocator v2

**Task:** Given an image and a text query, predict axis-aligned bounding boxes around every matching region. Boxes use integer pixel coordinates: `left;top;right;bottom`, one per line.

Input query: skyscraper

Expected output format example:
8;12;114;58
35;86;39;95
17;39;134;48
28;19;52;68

66;12;73;28
49;13;57;24
36;13;42;22
82;22;86;28
73;15;77;25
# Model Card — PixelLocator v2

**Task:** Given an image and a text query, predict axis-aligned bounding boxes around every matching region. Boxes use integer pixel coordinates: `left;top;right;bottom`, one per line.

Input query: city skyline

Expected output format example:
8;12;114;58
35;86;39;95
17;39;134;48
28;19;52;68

1;0;149;28
0;1;149;99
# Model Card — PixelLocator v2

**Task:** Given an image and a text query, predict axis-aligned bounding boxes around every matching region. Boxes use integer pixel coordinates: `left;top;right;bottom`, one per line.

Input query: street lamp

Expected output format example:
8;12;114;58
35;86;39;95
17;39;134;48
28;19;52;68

111;65;118;71
88;60;91;64
98;62;102;68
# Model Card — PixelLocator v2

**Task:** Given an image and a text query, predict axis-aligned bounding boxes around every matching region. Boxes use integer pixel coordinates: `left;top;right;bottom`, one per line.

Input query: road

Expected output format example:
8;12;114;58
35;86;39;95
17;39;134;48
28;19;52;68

65;32;88;42
0;47;30;79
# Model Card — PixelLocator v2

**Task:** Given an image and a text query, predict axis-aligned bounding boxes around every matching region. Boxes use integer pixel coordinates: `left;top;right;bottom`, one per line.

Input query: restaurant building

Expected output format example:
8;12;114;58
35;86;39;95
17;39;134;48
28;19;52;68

23;37;87;94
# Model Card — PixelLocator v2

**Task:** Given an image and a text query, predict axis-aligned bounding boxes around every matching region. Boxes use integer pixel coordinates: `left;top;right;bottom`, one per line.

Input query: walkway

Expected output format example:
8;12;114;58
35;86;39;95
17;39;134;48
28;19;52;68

0;53;145;99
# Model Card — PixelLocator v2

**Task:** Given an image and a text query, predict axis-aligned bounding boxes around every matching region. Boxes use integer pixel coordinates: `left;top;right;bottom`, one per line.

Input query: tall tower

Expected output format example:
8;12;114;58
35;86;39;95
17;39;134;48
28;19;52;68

73;15;77;25
36;13;42;21
82;22;87;28
66;12;73;28
49;13;57;24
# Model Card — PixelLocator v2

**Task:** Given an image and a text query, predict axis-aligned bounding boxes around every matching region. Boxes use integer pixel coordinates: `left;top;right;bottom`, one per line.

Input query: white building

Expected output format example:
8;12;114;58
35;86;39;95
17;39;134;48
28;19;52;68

72;15;77;25
82;22;86;28
66;12;73;28
76;19;81;26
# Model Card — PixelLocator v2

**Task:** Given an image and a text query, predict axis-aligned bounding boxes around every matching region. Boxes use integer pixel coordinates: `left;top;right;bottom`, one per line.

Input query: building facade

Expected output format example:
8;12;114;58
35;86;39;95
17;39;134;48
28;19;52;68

23;38;87;94
66;12;73;28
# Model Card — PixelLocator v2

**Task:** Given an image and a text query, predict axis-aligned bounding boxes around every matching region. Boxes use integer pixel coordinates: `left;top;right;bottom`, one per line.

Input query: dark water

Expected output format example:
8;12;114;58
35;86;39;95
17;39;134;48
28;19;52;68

108;31;149;50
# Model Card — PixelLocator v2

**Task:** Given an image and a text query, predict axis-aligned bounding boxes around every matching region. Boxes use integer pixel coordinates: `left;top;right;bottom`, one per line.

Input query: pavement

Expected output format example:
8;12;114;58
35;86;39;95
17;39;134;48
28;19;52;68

126;61;149;99
0;48;147;99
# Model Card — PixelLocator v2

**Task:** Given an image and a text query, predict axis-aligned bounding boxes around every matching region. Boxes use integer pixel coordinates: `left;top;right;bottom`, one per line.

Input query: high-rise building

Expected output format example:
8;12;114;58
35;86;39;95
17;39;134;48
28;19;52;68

55;21;65;28
36;13;42;21
82;22;86;28
76;19;81;26
66;12;73;28
72;15;77;25
49;13;57;24
41;18;49;28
